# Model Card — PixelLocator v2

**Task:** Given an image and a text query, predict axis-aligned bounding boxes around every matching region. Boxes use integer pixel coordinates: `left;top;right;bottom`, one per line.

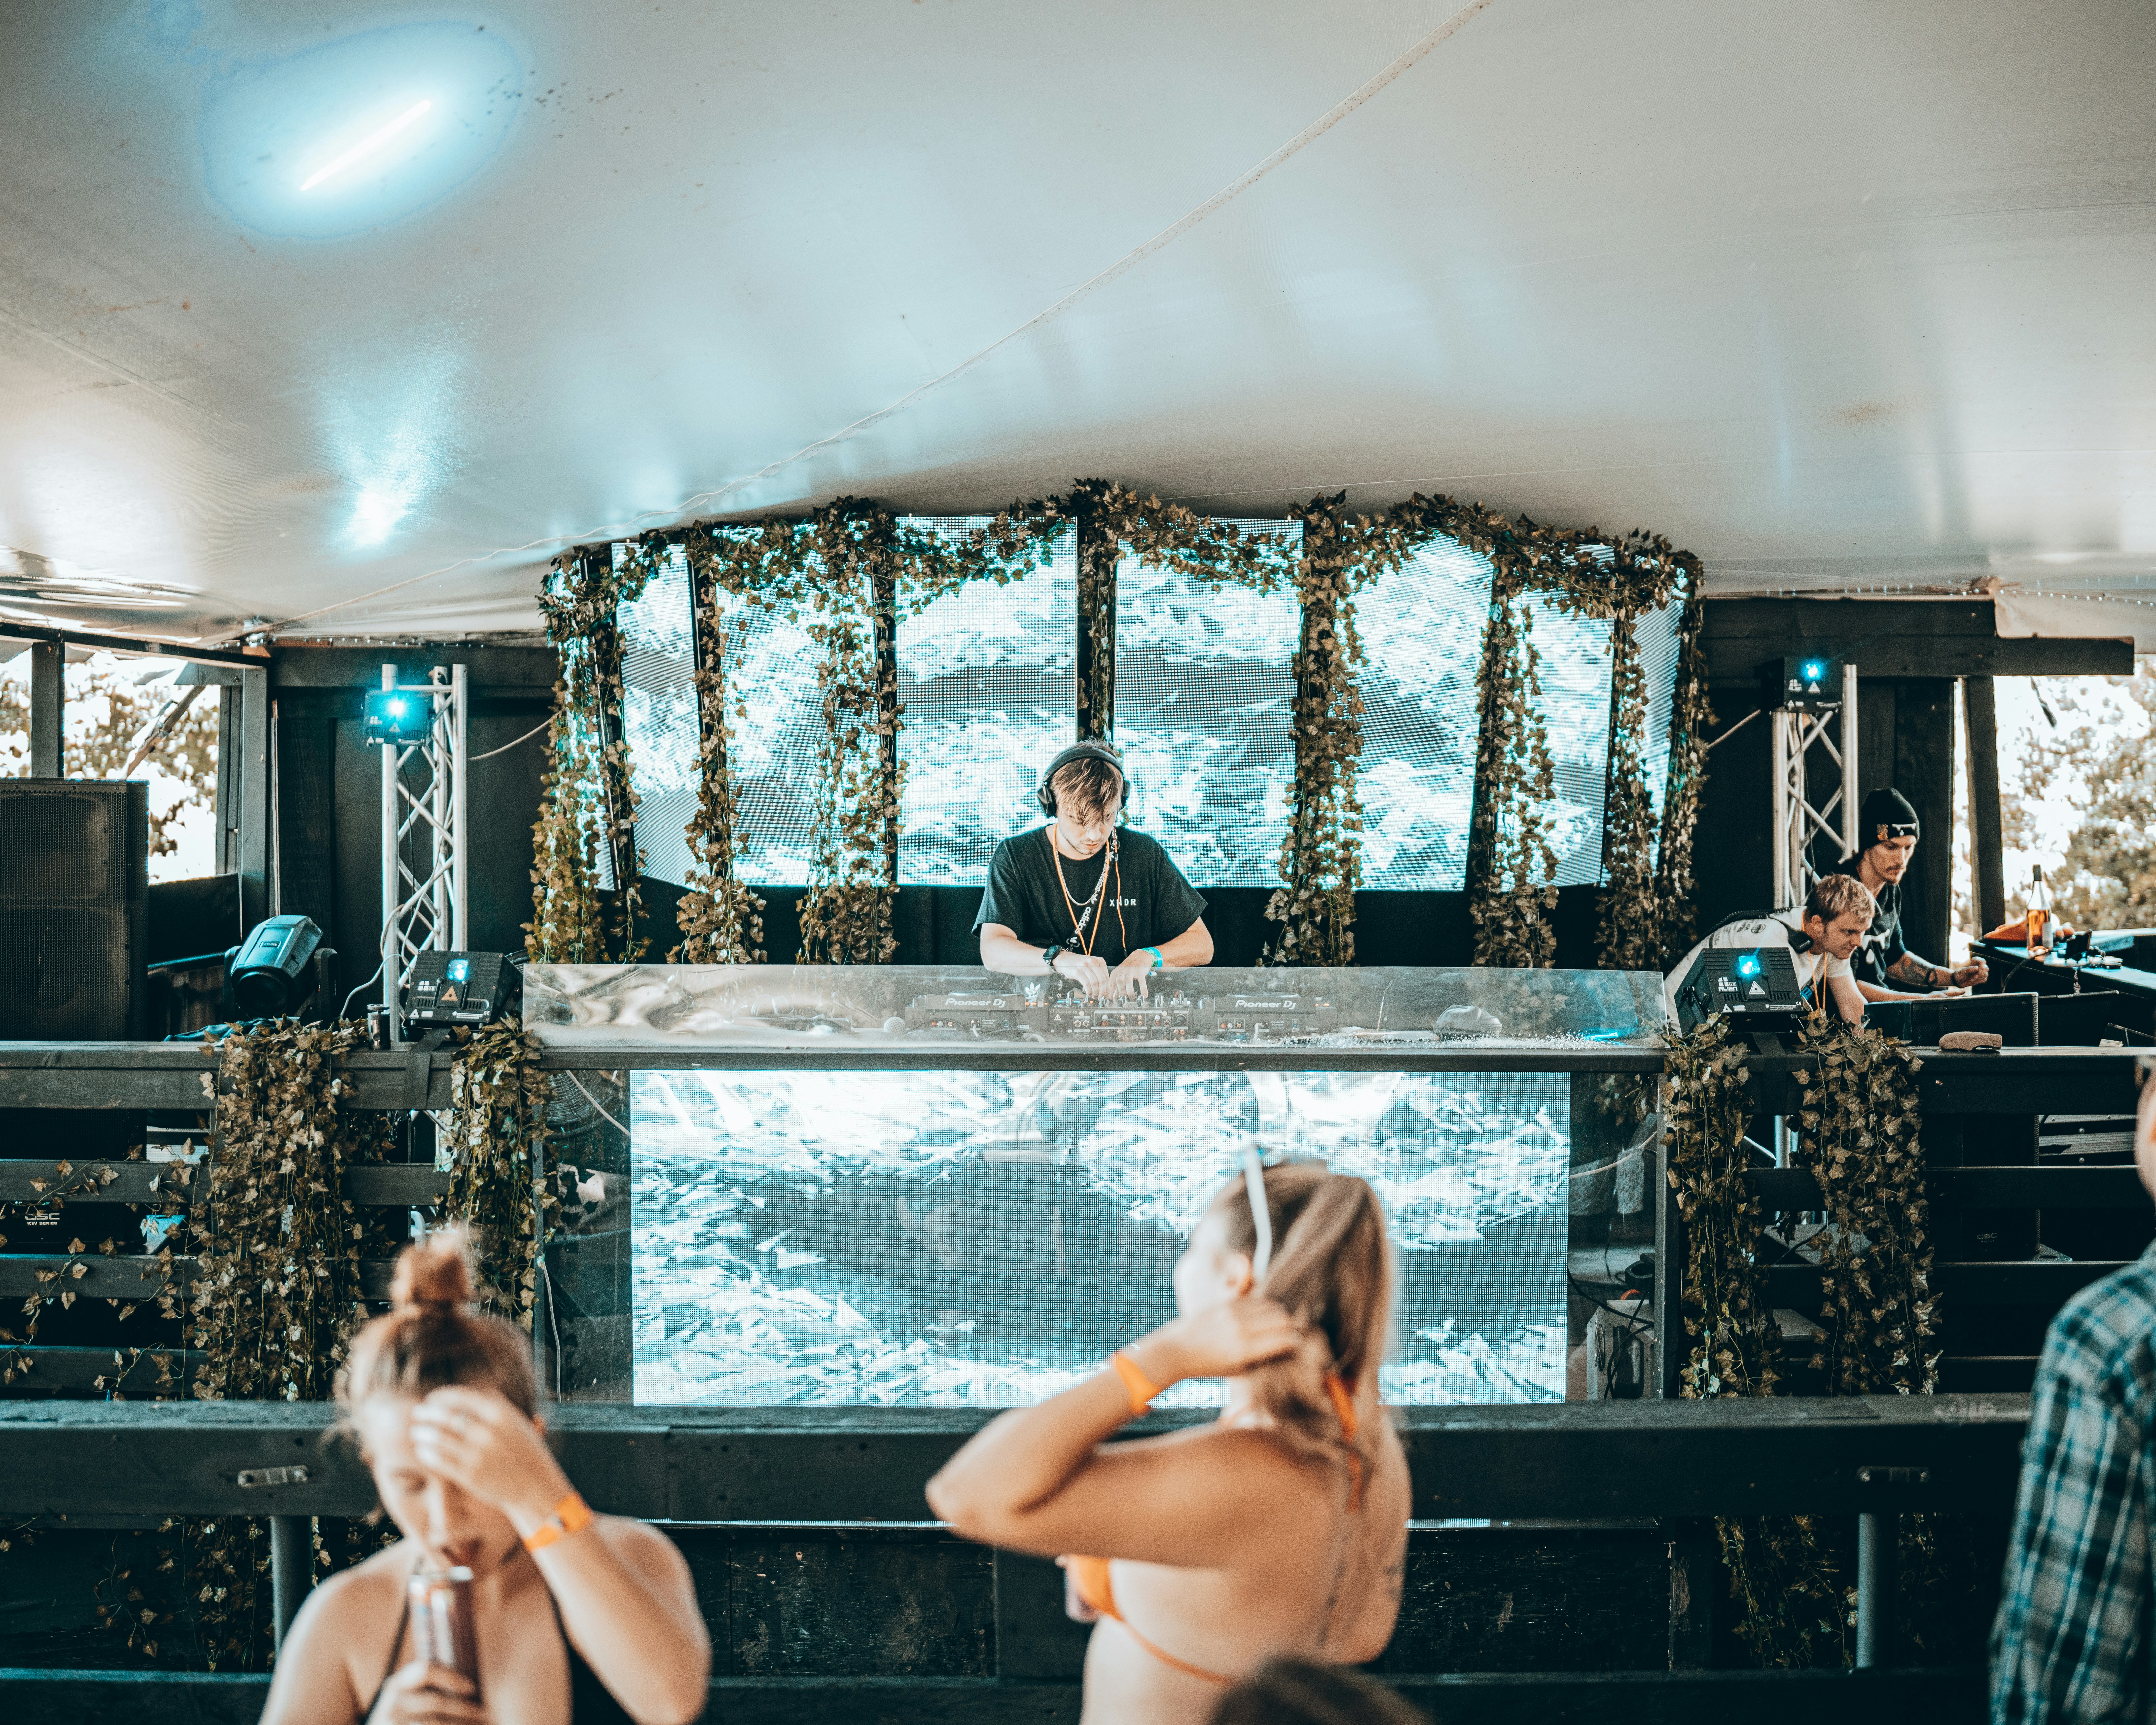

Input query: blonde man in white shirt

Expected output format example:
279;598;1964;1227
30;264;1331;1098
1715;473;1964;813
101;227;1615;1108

1666;873;1877;1026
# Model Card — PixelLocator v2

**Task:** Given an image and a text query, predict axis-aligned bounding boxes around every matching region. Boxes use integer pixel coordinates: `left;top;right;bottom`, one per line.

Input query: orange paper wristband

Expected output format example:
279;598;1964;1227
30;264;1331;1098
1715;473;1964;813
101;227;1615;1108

523;1491;595;1552
1110;1351;1162;1417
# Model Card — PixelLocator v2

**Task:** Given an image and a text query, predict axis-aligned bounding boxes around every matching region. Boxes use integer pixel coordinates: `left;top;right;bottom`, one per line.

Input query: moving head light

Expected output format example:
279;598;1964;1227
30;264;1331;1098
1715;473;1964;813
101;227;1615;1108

224;915;330;1019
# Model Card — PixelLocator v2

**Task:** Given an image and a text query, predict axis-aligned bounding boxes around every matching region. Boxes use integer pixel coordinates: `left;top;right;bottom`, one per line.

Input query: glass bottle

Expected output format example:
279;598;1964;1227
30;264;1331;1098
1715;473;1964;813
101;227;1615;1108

2027;866;2053;957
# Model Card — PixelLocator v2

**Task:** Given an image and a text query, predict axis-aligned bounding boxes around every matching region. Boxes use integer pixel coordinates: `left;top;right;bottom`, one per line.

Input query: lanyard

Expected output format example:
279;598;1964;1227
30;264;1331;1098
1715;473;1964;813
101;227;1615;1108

1048;828;1118;958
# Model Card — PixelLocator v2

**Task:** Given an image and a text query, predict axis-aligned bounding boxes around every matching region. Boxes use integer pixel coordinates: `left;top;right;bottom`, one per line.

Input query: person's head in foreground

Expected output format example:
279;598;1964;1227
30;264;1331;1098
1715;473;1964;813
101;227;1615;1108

257;1229;709;1725
927;1159;1410;1723
1209;1657;1431;1725
1803;870;1875;962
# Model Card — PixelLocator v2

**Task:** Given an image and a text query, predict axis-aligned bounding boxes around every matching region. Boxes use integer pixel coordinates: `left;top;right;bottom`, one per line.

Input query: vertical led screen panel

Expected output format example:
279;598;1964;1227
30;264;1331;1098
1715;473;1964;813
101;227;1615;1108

619;551;698;888
630;1066;1568;1408
729;581;821;885
1113;522;1302;886
897;521;1077;886
1527;595;1614;888
1636;595;1684;854
1356;537;1495;891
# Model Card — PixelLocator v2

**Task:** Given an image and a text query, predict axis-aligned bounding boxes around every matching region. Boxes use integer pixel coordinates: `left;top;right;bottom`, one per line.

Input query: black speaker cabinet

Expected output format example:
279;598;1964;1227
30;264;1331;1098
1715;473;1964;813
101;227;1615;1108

0;780;150;1040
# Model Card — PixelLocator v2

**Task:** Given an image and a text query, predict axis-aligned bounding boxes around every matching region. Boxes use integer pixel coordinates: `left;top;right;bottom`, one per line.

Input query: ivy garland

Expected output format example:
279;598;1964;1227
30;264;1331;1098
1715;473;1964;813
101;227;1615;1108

441;1019;559;1331
529;546;653;964
1796;1019;1937;1394
1667;1015;1943;1666
1654;575;1714;967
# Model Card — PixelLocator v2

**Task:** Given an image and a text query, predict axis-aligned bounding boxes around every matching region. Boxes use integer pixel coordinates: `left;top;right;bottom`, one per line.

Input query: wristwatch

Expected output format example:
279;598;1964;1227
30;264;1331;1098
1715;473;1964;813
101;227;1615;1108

1041;943;1065;967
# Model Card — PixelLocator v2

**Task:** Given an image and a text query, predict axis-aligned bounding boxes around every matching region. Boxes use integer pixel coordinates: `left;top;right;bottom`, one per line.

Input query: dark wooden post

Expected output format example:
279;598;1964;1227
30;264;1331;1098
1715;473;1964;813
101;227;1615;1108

1074;504;1117;741
1964;676;2006;933
27;639;61;777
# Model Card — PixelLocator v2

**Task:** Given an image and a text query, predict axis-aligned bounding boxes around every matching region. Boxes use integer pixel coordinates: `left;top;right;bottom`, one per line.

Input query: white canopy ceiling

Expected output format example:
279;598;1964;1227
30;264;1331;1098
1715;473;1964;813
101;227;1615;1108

2;0;2152;645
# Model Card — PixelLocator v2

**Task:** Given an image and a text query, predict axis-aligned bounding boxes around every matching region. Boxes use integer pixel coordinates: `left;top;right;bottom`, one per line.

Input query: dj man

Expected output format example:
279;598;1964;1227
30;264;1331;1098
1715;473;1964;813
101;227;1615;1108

1666;872;1876;1026
975;741;1214;998
1824;788;1990;1003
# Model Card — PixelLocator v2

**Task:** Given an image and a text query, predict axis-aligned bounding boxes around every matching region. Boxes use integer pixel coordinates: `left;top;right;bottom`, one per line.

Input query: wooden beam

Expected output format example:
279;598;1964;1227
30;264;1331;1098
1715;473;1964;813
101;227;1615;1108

0;1254;397;1300
0;1395;2031;1523
1702;599;2132;684
1749;1164;2151;1209
0;1160;448;1207
1965;676;2007;930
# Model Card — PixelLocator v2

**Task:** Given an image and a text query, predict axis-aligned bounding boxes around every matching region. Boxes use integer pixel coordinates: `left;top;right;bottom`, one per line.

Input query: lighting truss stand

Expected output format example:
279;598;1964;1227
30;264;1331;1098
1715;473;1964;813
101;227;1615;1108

379;665;469;1044
1768;664;1858;913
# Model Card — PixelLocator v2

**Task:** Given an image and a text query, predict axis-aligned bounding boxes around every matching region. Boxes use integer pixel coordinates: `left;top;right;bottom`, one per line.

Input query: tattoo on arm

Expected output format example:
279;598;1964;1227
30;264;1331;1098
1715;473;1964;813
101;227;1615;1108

1886;954;1937;985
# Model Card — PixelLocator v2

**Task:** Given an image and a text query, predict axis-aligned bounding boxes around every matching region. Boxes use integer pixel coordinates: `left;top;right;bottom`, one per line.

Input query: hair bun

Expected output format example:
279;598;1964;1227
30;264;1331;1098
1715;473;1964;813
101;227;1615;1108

391;1229;477;1310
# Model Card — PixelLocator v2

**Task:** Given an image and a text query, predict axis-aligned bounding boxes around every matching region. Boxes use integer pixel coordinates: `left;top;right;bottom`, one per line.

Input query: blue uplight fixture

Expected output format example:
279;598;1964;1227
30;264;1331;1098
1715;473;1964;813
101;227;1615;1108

364;689;433;746
1734;952;1763;981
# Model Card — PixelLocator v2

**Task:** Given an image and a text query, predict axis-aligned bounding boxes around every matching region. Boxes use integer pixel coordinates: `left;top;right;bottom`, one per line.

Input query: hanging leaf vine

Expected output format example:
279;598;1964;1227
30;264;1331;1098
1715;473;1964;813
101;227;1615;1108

442;1019;559;1331
1795;1019;1936;1395
1654;571;1714;966
528;546;655;963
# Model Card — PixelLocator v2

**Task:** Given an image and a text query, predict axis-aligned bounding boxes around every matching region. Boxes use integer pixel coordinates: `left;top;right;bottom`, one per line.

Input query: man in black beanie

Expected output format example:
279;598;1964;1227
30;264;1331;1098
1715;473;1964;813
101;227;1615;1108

1825;787;1990;1000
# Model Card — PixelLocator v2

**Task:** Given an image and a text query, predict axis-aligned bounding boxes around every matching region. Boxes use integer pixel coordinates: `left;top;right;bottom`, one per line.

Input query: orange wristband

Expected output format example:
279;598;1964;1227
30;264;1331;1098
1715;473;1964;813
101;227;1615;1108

523;1491;595;1552
1110;1351;1162;1417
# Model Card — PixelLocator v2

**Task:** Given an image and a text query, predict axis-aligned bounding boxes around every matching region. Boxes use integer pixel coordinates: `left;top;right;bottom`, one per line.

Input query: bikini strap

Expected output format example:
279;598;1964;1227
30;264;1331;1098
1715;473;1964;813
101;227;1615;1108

1324;1373;1365;1511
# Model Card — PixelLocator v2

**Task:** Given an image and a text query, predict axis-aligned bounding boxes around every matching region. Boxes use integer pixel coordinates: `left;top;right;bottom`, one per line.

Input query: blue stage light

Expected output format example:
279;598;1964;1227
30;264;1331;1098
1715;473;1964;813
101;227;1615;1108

363;689;432;746
1734;952;1763;980
1801;659;1826;681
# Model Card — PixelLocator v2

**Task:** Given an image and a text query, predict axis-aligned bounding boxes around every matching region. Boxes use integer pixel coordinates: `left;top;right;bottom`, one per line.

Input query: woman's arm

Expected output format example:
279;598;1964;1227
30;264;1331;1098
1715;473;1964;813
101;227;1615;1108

411;1389;710;1725
926;1296;1311;1565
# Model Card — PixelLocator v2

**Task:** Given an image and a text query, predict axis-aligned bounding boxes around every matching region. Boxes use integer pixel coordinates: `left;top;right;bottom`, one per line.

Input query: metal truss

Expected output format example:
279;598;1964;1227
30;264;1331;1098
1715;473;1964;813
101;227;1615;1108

380;664;468;1043
1768;666;1859;911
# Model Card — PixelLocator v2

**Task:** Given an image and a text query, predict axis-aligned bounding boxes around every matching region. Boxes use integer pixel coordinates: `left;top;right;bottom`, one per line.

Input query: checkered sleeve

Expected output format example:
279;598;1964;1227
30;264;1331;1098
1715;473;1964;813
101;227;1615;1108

1992;1271;2156;1723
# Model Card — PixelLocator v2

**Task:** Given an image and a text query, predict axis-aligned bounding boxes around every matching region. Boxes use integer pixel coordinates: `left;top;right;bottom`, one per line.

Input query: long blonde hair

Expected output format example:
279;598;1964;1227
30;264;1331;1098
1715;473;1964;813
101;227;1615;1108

1204;1160;1391;1478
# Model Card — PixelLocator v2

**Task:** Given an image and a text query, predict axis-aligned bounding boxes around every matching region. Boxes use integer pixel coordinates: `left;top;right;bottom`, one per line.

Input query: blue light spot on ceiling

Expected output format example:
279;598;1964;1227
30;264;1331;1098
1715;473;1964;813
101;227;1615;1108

198;22;522;240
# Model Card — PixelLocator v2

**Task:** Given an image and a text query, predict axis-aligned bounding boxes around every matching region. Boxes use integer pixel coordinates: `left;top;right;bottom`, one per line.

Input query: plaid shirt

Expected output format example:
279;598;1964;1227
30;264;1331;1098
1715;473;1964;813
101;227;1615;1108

1993;1245;2156;1722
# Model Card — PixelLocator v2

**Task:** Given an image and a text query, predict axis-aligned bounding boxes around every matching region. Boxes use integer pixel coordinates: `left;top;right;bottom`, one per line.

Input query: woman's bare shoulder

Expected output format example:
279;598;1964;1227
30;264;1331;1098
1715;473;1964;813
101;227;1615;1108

311;1541;411;1623
591;1514;692;1575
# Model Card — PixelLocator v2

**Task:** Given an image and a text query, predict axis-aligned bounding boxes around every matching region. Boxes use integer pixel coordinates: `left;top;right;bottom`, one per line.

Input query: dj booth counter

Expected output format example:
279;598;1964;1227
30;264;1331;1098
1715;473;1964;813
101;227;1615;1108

524;963;1671;1413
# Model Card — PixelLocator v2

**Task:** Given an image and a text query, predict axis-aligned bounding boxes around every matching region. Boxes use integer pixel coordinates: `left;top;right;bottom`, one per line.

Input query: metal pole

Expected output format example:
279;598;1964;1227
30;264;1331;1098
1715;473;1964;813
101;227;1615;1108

269;1514;310;1649
1841;664;1860;862
430;670;452;957
1856;1510;1898;1668
452;664;469;949
381;665;400;1044
1769;711;1795;910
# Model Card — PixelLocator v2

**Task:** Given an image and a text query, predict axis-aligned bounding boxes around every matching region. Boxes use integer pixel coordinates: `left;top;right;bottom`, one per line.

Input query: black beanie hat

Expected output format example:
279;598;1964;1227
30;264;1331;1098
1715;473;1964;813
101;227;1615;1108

1860;787;1920;845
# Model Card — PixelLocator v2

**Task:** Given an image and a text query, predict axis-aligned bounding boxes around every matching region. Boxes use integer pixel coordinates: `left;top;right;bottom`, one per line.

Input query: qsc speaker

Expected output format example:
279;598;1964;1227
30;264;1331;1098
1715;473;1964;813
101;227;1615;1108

0;781;149;1040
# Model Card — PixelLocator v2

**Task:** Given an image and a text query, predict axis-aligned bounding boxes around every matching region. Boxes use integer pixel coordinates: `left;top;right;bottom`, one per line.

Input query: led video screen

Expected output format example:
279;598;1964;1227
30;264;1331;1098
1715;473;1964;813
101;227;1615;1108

630;1066;1569;1409
1357;536;1495;891
896;520;1077;886
618;550;699;888
1112;523;1302;887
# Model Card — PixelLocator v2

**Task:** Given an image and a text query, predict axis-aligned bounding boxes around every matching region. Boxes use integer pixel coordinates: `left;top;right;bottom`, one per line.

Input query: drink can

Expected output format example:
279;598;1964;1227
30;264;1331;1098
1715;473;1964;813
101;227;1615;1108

407;1566;481;1696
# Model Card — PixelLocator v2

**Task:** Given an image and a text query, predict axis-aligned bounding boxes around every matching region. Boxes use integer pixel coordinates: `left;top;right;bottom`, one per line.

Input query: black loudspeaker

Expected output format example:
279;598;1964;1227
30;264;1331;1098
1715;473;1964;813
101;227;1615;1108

0;781;149;1040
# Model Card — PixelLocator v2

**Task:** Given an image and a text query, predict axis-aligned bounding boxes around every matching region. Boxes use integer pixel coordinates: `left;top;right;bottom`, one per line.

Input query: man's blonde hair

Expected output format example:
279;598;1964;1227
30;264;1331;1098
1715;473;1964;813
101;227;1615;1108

1806;872;1875;926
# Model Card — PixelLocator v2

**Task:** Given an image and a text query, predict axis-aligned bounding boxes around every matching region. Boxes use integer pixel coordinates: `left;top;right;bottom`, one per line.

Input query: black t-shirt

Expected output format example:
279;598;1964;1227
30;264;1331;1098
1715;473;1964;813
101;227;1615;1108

973;827;1208;967
1826;857;1908;986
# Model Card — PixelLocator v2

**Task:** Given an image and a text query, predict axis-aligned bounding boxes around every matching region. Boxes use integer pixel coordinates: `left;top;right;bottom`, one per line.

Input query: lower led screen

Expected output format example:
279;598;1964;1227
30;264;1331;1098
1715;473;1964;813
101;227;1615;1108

630;1067;1568;1407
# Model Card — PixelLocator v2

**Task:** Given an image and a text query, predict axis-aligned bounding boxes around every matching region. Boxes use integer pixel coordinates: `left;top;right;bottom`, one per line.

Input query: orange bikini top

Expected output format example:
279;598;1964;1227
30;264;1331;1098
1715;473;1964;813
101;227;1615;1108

1064;1370;1366;1687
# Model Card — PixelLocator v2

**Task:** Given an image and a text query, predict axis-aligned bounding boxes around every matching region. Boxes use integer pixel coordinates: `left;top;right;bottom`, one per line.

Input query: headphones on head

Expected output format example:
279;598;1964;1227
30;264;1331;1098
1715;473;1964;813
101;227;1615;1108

1036;740;1129;818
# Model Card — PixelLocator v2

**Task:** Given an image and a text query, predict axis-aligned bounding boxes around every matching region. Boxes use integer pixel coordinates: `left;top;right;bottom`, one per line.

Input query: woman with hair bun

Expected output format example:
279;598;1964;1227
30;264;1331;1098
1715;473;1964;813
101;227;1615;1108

927;1160;1409;1724
259;1230;708;1725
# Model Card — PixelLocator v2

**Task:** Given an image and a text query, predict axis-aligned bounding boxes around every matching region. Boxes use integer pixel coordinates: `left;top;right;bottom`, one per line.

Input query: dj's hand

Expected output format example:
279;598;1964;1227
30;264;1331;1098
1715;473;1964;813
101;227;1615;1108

1950;959;1990;987
1101;954;1155;1001
1051;951;1112;997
